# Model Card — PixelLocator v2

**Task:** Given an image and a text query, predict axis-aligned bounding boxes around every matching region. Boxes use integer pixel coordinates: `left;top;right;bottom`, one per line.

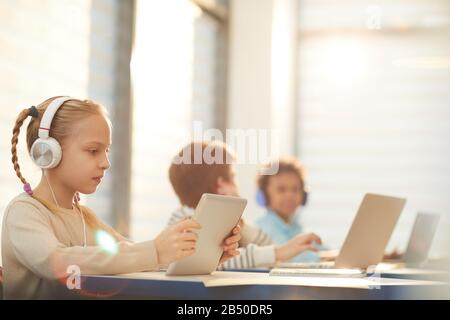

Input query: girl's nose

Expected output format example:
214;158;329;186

101;154;111;170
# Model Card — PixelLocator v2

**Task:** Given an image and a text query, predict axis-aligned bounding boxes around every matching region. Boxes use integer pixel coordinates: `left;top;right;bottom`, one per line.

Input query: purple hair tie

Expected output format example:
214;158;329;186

74;192;81;203
23;183;33;196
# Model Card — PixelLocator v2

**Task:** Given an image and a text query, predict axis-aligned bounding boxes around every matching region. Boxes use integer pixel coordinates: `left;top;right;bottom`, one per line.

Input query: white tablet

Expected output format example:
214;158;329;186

166;193;247;276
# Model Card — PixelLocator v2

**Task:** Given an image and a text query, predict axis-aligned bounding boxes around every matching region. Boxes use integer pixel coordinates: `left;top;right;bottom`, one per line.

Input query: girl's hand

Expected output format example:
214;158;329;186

219;224;241;264
275;233;322;262
154;219;202;265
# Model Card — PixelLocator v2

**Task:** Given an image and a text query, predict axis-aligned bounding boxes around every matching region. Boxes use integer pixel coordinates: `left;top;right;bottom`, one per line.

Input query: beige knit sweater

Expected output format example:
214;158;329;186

1;193;159;299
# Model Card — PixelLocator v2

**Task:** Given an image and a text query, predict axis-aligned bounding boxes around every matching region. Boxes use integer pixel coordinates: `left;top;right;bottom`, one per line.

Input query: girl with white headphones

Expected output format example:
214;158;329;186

2;96;240;299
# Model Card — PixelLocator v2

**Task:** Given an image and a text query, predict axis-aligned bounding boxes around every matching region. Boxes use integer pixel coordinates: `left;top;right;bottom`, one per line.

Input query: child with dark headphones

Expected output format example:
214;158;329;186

2;97;240;299
167;141;322;270
255;158;328;262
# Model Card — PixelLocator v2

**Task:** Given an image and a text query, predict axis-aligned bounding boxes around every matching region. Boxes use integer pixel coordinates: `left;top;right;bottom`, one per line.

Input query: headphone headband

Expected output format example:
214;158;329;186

38;97;73;139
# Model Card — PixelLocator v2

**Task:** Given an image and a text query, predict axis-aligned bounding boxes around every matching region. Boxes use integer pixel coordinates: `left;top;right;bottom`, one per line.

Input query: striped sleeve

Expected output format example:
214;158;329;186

239;221;273;247
219;244;276;269
167;208;191;226
253;228;273;246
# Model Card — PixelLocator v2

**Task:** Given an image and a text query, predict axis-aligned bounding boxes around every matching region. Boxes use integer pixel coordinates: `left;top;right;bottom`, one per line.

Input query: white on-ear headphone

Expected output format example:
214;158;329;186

30;97;73;169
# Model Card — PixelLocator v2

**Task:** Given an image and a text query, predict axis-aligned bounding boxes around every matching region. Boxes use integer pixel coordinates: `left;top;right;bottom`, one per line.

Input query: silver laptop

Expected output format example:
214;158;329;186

398;212;440;265
274;193;406;272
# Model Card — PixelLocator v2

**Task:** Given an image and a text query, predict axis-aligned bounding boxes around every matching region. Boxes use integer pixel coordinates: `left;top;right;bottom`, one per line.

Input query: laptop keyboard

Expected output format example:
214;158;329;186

276;262;336;269
270;267;366;278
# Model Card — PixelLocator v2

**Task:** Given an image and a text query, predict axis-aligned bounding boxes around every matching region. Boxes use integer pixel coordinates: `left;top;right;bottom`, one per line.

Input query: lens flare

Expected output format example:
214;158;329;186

96;230;118;255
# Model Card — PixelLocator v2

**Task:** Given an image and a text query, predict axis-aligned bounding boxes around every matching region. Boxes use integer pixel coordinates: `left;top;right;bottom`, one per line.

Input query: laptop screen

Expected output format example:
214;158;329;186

403;212;440;264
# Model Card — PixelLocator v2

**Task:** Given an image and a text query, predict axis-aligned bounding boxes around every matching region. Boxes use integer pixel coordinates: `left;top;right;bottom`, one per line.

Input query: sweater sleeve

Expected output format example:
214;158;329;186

239;220;273;247
4;201;159;280
167;208;190;226
219;243;276;269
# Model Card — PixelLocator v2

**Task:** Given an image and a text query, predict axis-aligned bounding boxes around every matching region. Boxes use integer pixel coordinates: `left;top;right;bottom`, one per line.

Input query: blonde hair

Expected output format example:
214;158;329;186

11;96;117;233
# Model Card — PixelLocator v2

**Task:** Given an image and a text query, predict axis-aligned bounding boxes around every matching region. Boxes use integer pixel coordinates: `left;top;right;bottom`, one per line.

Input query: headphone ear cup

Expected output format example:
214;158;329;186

30;137;62;169
302;191;308;206
256;190;267;207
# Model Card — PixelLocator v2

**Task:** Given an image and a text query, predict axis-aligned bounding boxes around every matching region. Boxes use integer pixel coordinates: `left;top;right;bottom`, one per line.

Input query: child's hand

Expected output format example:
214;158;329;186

219;225;241;264
319;249;340;261
275;233;322;262
154;219;201;265
383;248;403;261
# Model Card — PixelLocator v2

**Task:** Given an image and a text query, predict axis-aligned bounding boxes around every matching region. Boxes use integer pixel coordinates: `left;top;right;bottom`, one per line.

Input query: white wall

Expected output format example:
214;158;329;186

228;0;298;221
0;0;92;265
296;0;450;254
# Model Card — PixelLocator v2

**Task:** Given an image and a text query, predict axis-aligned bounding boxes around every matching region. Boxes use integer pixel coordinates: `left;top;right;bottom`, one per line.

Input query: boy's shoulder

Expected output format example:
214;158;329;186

255;211;282;235
168;206;194;225
255;210;274;225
